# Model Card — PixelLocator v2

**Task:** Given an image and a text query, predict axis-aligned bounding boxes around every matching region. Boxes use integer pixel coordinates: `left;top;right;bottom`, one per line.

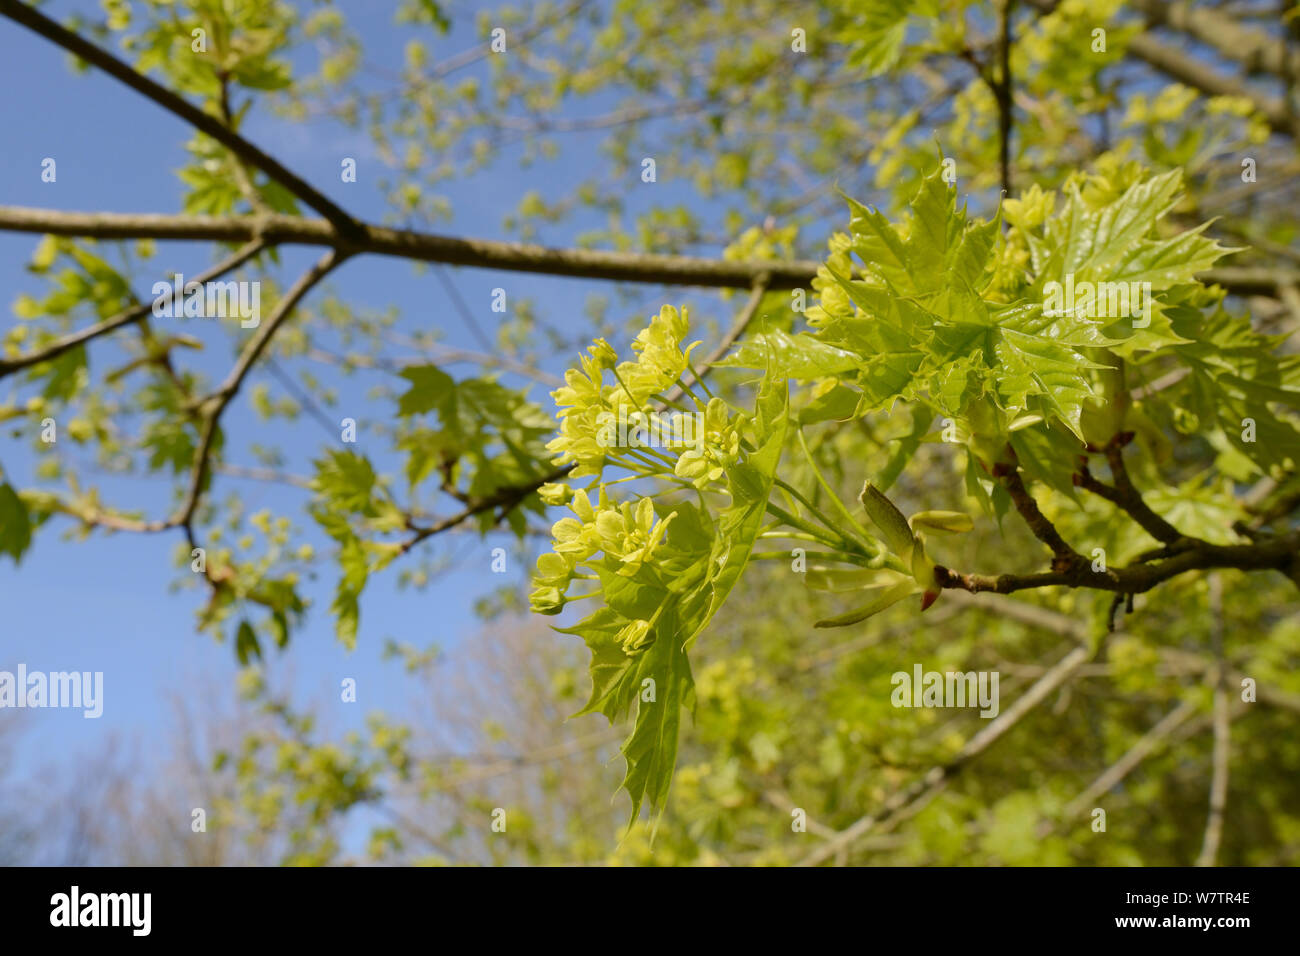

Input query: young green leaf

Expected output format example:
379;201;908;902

859;482;916;558
806;566;912;592
0;483;32;564
908;510;975;534
814;580;918;628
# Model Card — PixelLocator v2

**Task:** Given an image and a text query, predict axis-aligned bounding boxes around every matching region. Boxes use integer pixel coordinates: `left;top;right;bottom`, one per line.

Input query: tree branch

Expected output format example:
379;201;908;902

14;265;771;558
1128;30;1294;135
396;464;571;556
935;530;1299;596
0;0;362;236
1130;0;1300;84
0;206;817;291
1073;434;1189;547
997;0;1016;196
0;206;1289;297
936;432;1300;601
1024;0;1295;136
994;453;1082;570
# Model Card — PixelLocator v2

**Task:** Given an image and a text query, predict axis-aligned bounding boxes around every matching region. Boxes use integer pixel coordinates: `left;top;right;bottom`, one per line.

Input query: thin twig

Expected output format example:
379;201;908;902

661;272;770;407
1059;699;1200;826
997;0;1016;196
1196;574;1230;866
0;238;267;379
995;453;1081;569
178;249;348;532
797;642;1094;866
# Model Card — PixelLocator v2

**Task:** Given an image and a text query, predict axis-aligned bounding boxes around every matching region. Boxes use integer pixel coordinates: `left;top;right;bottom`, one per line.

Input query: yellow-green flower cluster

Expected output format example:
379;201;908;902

619;304;699;405
533;305;750;635
545;306;701;477
529;487;676;632
674;397;742;488
545;338;619;478
805;232;856;328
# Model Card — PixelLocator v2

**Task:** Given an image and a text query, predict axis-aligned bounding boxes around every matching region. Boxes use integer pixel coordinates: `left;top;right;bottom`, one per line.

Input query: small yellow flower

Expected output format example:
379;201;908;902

551;365;603;411
538;482;572;507
546;405;609;477
587;338;618;371
529;585;566;616
590;497;674;576
552;516;599;562
617;619;653;655
534;551;572;586
674;398;741;489
569;488;597;523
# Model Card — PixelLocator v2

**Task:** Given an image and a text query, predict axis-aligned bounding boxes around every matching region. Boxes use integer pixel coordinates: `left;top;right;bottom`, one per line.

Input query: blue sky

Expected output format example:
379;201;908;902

0;0;677;807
